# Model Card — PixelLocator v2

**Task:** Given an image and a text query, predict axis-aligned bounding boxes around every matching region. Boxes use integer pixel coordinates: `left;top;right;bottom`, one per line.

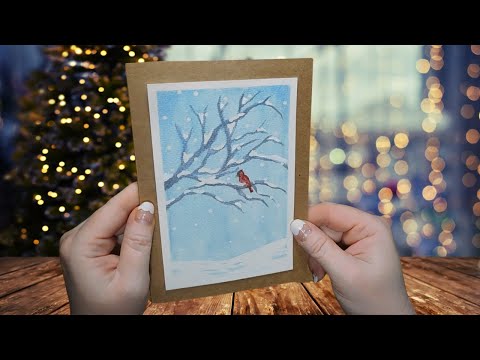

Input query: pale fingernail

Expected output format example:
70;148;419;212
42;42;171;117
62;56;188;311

290;219;312;242
135;202;155;224
313;274;319;283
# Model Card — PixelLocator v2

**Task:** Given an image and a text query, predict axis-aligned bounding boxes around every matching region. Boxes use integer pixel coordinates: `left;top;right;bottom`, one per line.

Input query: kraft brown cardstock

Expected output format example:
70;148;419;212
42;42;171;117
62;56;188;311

126;58;313;303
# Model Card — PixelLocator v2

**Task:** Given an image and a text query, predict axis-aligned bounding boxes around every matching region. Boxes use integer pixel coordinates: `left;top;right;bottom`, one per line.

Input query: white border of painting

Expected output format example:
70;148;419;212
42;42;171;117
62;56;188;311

147;78;298;290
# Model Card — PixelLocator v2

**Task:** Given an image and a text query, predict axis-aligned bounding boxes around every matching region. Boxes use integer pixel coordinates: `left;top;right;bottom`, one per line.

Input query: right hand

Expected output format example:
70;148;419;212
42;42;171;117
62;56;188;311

290;202;415;315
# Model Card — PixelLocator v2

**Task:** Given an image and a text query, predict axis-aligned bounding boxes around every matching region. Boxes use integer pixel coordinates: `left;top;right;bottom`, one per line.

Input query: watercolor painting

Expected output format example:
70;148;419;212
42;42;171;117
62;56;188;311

147;78;297;290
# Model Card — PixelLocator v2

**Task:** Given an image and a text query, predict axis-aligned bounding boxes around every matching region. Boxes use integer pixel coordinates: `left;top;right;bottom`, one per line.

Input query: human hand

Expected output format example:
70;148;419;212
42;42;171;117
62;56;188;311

290;203;415;315
60;182;155;315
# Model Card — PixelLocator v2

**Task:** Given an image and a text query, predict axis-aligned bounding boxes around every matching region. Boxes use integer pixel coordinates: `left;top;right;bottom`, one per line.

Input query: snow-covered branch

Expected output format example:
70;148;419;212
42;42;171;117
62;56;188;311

165;91;288;211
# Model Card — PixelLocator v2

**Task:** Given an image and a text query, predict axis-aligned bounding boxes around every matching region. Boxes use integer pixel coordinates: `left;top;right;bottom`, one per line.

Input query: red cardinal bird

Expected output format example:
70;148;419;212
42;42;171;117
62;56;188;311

237;169;254;193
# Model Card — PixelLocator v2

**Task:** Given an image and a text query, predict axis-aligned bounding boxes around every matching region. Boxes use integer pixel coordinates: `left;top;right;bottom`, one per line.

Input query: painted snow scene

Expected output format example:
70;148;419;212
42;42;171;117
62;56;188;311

147;78;297;290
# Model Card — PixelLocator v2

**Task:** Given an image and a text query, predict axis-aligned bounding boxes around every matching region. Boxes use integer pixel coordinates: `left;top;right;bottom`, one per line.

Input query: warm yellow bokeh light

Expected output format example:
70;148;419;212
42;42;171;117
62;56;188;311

341;122;357;137
422;223;434;238
433;197;448;212
346;151;362;168
425;146;439;161
422;117;436;133
394;160;408;175
362;179;376;194
467;64;480;78
435;246;447;257
113;184;120;190
98;181;105;188
431;157;445;171
115;142;122;148
393;133;409;149
378;187;393;202
118;164;126;170
466;155;479;170
75;189;82;194
473;202;480;216
83;137;90;143
376;153;391;168
378;201;394;215
59;206;66;213
466;129;480;144
416;59;430;74
343;175;358;191
347;189;362;203
375;136;391;153
422;185;437;201
42;225;49;232
406;233;421;247
429;170;443;185
403;219;418;234
397;179;412;195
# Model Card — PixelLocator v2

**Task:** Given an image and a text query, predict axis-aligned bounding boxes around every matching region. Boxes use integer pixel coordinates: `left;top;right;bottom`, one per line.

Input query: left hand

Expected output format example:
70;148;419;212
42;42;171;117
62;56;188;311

59;182;155;314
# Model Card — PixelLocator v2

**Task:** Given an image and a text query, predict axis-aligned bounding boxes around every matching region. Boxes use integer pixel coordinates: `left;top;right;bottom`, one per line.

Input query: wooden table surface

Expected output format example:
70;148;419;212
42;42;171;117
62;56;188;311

0;257;479;315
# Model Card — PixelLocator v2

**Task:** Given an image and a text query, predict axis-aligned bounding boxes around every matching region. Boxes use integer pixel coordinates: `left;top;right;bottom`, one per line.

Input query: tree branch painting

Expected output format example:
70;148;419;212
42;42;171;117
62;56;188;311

163;91;287;212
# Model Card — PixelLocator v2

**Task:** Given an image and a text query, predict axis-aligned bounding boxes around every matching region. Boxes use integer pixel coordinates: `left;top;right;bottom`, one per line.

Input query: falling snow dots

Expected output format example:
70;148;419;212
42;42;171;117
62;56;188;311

208;209;213;214
283;101;287;105
162;115;168;120
166;145;172;151
193;91;199;96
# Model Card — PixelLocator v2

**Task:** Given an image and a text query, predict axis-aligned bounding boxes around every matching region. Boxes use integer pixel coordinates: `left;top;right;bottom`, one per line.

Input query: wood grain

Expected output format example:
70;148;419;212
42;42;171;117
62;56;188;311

421;257;480;278
303;276;345;315
0;259;62;298
51;304;70;315
0;257;52;276
0;257;479;315
404;274;480;315
144;293;233;315
233;282;322;315
0;275;68;315
401;257;480;305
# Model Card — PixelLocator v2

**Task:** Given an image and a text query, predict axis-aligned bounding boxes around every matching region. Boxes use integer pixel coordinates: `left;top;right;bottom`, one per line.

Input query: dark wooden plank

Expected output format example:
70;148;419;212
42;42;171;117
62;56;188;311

0;275;69;315
303;276;345;315
144;293;233;315
0;259;62;298
401;257;480;306
51;304;70;315
0;257;52;276
233;282;322;315
421;257;480;278
404;274;480;315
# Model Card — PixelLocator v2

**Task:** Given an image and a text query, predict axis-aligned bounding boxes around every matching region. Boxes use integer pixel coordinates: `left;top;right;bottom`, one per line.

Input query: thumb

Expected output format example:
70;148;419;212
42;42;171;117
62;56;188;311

290;219;354;281
117;202;155;285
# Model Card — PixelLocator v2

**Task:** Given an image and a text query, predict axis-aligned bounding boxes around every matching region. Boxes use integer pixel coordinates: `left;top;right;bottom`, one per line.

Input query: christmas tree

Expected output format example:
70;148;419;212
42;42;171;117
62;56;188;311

5;45;168;256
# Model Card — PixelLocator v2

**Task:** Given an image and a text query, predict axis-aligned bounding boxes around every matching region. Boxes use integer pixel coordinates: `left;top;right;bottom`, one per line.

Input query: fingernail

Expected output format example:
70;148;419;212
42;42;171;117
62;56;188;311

136;202;155;224
290;219;312;242
312;273;319;283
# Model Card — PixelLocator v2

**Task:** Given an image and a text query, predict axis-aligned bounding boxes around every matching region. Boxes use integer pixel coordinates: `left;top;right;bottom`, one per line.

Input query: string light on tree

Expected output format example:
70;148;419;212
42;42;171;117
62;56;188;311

9;45;168;255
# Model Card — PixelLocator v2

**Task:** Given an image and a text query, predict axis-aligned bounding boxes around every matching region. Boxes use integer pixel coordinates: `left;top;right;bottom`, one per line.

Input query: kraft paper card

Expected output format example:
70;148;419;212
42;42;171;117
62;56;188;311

126;58;313;302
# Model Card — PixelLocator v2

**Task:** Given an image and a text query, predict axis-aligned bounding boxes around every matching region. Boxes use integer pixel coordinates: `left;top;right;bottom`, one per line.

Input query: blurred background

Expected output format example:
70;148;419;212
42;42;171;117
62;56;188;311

0;45;479;257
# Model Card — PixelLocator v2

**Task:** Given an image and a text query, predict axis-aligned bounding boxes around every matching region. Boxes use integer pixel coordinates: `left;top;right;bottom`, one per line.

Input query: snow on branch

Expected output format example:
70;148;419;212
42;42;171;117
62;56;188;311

165;90;288;211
